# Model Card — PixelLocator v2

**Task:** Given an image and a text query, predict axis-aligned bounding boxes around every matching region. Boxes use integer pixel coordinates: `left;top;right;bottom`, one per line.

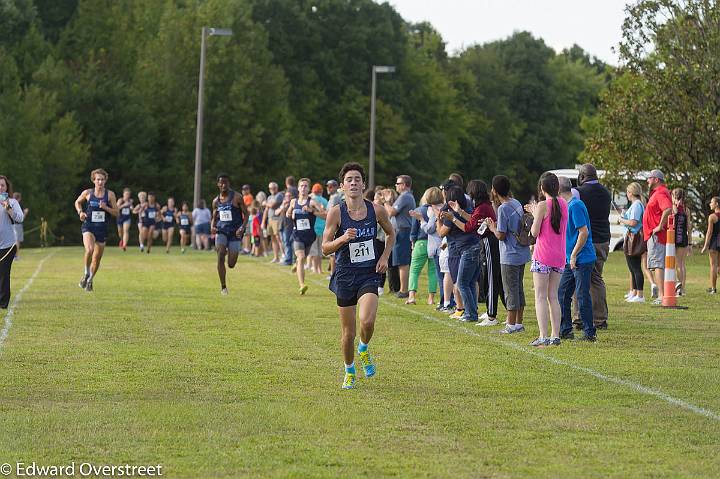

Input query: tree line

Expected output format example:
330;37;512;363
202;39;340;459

8;0;712;245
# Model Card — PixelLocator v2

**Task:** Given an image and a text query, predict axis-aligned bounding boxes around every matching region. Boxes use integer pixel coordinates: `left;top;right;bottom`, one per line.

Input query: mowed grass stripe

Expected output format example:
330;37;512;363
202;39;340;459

0;247;718;478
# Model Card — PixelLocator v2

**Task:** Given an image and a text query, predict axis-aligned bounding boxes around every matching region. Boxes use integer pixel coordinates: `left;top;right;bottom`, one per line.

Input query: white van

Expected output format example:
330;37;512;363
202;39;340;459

548;168;641;252
549;168;701;251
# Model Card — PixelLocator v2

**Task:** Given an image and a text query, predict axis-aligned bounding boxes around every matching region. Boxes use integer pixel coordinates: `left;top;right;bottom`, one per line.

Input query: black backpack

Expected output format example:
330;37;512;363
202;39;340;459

510;205;535;247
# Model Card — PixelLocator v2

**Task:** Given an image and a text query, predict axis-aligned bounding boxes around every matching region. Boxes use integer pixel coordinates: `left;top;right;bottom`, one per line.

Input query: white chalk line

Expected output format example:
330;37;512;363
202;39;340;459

0;251;56;352
258;257;720;422
381;300;720;422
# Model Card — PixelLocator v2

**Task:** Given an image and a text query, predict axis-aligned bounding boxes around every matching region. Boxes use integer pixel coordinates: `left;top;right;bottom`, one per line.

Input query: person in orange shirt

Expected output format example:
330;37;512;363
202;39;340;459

241;184;253;254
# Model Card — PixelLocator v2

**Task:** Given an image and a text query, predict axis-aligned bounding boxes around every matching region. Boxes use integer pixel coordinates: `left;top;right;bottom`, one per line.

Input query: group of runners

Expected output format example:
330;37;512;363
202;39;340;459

74;164;387;389
70;163;720;390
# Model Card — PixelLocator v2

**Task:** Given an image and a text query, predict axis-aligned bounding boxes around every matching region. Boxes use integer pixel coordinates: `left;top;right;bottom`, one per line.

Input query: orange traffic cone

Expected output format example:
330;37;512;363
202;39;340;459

662;215;688;309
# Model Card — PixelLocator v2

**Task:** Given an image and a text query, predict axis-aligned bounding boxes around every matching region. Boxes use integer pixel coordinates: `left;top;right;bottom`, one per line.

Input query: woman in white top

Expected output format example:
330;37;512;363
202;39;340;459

0;175;25;308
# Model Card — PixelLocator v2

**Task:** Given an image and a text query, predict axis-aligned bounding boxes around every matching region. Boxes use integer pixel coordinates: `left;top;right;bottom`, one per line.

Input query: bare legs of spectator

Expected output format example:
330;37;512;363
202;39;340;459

652;268;665;302
398;265;409;294
453;285;464;311
443;273;454;307
533;271;562;338
641;252;655;295
506;308;524;327
675;246;688;294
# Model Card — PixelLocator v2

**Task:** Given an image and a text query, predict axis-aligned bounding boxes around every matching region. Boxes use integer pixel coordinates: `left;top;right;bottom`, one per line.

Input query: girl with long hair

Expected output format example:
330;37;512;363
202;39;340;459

700;196;720;294
618;182;646;302
527;172;568;347
672;188;691;296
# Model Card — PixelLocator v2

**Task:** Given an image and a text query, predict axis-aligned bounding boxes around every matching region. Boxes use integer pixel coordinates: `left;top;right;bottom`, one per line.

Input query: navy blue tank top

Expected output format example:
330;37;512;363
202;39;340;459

675;209;688;246
179;213;191;228
145;203;159;223
118;199;133;218
163;207;176;225
292;198;317;243
216;190;243;235
84;189;109;228
335;200;378;270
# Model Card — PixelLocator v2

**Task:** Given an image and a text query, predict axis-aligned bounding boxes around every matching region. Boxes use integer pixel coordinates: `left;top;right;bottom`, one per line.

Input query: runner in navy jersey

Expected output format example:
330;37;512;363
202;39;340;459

286;178;326;295
322;162;394;390
74;168;118;292
178;201;193;254
140;192;160;254
115;188;133;251
211;174;248;295
133;191;147;252
160;197;177;254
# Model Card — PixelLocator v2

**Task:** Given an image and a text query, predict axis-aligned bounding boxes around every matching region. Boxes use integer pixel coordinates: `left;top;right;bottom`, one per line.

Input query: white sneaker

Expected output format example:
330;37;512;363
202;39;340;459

625;294;636;302
478;317;499;326
629;296;645;303
651;283;659;299
377;287;384;296
479;312;490;321
624;291;633;299
221;288;229;296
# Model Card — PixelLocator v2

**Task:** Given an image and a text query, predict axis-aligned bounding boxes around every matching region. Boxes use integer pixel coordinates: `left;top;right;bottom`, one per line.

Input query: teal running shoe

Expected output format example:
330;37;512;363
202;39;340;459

358;350;376;378
342;372;356;389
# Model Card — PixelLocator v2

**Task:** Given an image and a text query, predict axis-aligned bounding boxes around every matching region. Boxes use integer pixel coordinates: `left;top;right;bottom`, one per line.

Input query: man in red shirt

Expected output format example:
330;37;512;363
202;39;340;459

642;169;673;304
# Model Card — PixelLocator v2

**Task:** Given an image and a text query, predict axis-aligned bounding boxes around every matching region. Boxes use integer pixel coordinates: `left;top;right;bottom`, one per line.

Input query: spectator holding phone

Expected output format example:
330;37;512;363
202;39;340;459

0;175;25;308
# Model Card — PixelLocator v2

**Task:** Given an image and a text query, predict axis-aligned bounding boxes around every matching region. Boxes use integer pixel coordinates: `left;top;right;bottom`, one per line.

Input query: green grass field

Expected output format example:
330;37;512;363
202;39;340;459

1;247;719;478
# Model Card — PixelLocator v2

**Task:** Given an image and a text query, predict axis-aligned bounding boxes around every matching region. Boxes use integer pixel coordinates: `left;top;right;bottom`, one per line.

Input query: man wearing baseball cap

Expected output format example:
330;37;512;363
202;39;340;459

642;169;673;304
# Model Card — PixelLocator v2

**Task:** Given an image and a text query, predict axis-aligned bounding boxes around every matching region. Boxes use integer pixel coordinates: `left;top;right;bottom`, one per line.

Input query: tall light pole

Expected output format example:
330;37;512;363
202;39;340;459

193;27;233;209
368;65;395;191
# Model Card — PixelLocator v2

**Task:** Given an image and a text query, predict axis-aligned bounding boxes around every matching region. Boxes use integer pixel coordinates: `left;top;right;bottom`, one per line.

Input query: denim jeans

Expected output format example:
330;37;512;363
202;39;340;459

559;261;595;337
456;245;482;320
281;224;294;265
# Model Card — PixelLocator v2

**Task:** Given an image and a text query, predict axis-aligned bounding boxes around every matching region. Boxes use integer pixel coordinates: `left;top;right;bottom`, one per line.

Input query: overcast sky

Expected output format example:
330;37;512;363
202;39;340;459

387;0;631;65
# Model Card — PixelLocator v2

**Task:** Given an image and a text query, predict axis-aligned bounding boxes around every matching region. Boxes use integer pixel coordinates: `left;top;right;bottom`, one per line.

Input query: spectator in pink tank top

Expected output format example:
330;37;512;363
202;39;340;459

526;172;568;347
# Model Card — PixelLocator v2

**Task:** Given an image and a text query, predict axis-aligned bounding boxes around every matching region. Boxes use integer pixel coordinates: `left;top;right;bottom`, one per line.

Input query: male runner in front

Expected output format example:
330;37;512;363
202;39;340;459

323;162;394;389
211;174;247;295
74;168;119;292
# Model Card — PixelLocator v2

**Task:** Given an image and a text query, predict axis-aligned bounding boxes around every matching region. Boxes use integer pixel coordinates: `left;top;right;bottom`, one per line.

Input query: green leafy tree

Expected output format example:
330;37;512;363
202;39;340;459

0;50;88;241
583;0;720;227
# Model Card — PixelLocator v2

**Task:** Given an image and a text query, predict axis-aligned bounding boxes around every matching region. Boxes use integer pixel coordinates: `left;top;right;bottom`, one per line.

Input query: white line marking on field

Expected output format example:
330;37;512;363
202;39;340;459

382;301;720;423
258;258;720;422
0;251;56;352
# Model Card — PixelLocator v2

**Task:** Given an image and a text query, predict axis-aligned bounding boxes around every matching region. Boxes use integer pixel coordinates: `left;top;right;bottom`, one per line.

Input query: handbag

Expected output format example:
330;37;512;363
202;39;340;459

623;230;646;257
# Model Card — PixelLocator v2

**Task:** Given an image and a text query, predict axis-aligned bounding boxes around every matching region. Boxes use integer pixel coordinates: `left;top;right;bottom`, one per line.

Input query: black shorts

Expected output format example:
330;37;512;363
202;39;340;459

329;267;381;307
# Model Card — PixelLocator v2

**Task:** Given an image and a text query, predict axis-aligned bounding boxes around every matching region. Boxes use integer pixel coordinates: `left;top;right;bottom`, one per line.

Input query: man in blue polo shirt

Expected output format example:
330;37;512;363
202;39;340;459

558;176;597;342
384;175;416;298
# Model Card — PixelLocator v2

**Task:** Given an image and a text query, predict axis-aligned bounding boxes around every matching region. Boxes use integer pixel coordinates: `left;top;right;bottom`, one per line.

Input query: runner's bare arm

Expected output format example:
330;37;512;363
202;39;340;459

74;190;90;221
211;198;219;233
105;191;119;217
286;199;296;220
311;199;327;219
322;205;351;256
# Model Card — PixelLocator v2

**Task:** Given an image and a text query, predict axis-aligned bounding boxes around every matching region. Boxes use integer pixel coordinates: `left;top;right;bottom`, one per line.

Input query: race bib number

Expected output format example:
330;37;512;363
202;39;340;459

180;218;189;226
219;210;233;222
349;239;375;263
121;208;130;215
148;211;156;219
164;215;173;223
91;211;105;223
296;218;311;231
